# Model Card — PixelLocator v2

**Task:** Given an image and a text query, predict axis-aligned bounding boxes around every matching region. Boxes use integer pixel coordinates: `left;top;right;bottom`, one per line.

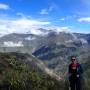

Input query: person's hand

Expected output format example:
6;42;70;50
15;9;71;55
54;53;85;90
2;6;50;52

77;74;79;78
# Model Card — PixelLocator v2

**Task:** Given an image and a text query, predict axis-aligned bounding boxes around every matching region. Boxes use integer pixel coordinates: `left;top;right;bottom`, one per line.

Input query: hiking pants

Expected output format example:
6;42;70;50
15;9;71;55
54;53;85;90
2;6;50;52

69;77;81;90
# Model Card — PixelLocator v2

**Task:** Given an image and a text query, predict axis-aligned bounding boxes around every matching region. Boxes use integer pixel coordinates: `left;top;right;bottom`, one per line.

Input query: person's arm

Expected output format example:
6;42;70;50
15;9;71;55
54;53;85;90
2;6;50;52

77;64;83;77
79;64;83;74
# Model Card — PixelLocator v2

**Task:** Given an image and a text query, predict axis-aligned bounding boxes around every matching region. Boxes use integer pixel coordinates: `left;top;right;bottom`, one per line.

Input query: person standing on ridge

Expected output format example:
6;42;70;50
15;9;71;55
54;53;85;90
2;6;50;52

68;56;83;90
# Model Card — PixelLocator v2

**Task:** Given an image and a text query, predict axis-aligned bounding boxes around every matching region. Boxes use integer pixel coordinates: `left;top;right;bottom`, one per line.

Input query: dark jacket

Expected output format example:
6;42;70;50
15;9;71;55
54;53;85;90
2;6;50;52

69;63;83;79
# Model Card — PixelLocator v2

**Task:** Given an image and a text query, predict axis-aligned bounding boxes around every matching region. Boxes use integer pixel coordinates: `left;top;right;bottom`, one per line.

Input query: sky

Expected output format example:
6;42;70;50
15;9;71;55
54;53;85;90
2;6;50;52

0;0;90;35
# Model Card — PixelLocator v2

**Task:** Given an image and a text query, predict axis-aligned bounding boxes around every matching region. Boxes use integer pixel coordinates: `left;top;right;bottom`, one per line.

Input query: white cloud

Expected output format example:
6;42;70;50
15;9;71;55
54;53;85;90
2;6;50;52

40;3;58;15
0;3;10;10
16;12;32;18
45;26;71;34
40;9;48;15
78;17;90;22
48;5;55;12
49;3;58;11
59;18;65;21
16;12;25;17
0;17;51;35
56;27;71;33
80;38;88;44
4;41;23;47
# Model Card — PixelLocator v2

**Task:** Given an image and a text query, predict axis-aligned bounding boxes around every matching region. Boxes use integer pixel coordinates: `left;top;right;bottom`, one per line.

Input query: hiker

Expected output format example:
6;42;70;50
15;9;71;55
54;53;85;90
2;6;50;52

68;56;83;90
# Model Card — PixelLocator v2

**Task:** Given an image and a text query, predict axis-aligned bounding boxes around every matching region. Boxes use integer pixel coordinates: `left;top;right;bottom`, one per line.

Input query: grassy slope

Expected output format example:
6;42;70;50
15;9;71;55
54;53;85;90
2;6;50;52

0;52;65;90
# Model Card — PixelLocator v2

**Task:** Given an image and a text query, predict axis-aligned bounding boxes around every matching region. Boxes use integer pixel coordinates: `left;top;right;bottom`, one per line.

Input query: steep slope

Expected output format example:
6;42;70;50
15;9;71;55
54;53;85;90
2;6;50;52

0;52;63;90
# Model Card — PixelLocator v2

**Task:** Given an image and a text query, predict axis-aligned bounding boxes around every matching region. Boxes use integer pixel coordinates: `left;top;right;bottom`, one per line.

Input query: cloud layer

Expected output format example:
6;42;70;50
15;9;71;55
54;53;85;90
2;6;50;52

0;17;51;35
78;17;90;22
0;3;9;10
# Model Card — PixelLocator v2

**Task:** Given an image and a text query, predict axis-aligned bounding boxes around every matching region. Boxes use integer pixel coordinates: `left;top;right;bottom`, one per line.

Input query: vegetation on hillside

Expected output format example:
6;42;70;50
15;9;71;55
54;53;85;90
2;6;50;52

0;53;65;90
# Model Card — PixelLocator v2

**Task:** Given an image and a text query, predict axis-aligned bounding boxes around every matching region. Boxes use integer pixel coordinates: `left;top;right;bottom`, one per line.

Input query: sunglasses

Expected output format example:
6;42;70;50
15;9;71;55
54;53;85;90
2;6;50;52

72;59;76;60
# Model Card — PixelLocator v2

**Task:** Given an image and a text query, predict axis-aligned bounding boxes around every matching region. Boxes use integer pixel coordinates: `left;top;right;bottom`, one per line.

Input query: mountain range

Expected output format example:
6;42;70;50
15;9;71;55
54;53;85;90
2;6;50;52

0;28;90;78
